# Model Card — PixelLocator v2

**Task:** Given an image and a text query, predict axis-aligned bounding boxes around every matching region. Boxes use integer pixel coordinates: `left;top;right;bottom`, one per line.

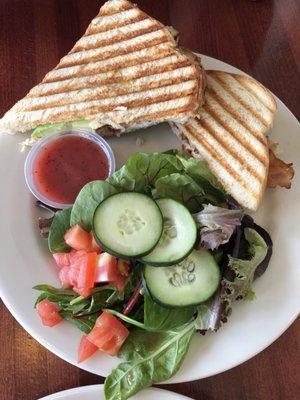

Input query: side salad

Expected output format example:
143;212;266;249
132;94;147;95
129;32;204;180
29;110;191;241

34;151;272;400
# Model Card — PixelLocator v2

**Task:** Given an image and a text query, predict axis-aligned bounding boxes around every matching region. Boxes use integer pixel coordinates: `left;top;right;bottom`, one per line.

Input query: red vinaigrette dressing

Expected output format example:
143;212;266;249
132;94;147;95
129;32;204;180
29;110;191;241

33;135;110;204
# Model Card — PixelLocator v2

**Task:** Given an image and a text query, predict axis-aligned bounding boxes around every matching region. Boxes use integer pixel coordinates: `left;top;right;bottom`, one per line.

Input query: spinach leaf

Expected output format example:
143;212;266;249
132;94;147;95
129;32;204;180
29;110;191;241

33;285;75;307
70;180;117;230
104;324;195;400
154;173;205;213
144;295;195;330
60;311;98;334
48;207;72;253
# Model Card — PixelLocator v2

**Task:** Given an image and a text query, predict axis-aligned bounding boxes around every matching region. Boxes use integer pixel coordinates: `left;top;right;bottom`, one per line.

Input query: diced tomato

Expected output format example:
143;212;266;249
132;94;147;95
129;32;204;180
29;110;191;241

58;266;72;288
112;275;128;292
95;253;119;283
78;335;98;363
36;299;62;327
53;253;71;268
87;311;129;356
64;225;92;251
67;251;90;287
88;235;102;253
117;259;130;277
68;264;81;287
68;252;97;297
76;252;97;289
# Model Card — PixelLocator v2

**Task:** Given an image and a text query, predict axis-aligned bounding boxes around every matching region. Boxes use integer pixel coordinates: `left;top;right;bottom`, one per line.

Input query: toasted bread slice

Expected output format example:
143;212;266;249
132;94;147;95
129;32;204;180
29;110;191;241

0;0;205;135
172;70;277;210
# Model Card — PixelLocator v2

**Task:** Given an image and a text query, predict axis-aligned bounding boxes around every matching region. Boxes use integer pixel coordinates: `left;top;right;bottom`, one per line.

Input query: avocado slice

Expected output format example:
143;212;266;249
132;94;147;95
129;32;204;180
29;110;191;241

31;119;91;139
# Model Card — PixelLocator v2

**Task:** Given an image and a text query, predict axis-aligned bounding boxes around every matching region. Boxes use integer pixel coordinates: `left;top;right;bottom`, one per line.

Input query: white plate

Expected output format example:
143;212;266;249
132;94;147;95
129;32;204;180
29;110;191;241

39;385;192;400
0;55;299;383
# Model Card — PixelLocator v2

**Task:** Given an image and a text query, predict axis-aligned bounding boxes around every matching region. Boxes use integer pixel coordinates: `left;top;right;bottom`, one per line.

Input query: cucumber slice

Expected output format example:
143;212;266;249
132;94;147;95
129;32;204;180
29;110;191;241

93;192;163;259
141;198;197;266
143;249;220;307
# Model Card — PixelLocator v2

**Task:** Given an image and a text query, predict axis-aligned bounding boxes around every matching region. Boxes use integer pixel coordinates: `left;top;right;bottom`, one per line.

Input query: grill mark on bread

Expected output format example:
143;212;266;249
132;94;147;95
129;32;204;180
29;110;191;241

25;80;197;111
211;73;269;128
20;96;195;125
195;113;264;183
203;102;268;166
85;14;146;36
44;46;174;83
129;105;196;124
72;25;161;53
28;61;194;97
24;89;196;117
184;122;259;197
58;36;170;68
233;75;275;113
206;87;266;145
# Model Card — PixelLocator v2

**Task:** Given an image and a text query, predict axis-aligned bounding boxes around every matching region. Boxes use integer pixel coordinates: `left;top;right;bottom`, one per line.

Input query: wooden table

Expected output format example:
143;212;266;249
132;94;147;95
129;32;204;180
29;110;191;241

0;1;299;399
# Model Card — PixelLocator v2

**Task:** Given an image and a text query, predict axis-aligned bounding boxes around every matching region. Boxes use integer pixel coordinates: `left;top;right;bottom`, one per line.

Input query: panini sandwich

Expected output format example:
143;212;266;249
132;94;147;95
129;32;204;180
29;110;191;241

0;0;205;136
171;70;277;210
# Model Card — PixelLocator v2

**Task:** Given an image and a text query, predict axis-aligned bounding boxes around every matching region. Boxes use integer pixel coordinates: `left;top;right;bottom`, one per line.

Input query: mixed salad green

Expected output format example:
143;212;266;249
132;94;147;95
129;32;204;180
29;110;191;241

34;151;272;400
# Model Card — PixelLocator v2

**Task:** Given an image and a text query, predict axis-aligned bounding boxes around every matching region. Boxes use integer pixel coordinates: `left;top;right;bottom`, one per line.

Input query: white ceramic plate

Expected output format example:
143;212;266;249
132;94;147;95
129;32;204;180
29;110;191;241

0;55;299;383
39;385;192;400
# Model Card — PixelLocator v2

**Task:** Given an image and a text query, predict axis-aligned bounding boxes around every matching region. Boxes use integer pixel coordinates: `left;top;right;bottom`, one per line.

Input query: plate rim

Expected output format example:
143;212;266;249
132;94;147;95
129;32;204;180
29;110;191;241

39;384;193;400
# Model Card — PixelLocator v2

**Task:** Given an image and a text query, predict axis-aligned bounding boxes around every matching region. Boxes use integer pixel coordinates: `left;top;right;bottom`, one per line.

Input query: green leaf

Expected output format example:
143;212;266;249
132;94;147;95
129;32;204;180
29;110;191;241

194;291;223;331
107;165;137;192
143;295;195;331
154;173;205;212
222;228;268;311
77;287;117;316
33;284;75;296
33;285;76;308
60;311;98;334
108;152;182;193
70;180;117;230
176;153;224;192
48;208;72;253
104;324;195;400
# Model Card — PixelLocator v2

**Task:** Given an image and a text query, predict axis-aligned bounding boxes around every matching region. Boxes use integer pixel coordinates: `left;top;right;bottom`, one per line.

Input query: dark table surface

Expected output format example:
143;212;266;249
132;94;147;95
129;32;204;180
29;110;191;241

0;1;299;399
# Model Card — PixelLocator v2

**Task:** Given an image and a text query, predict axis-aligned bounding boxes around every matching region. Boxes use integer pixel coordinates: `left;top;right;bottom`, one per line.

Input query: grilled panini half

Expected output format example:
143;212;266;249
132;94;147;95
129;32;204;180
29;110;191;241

172;70;277;210
0;0;205;135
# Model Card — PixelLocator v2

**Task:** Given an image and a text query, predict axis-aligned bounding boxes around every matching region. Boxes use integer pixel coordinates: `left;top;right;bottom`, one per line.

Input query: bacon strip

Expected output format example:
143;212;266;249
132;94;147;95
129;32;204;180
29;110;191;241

267;149;294;189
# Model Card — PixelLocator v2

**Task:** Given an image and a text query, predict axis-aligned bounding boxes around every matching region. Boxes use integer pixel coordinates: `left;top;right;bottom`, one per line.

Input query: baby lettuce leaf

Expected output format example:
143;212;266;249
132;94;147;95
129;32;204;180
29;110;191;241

48;207;72;253
107;165;137;192
104;324;196;400
176;153;224;192
194;226;270;331
154;173;205;213
108;152;182;193
171;151;226;204
223;228;268;303
194;204;243;250
194;291;224;331
143;295;195;331
70;180;117;230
